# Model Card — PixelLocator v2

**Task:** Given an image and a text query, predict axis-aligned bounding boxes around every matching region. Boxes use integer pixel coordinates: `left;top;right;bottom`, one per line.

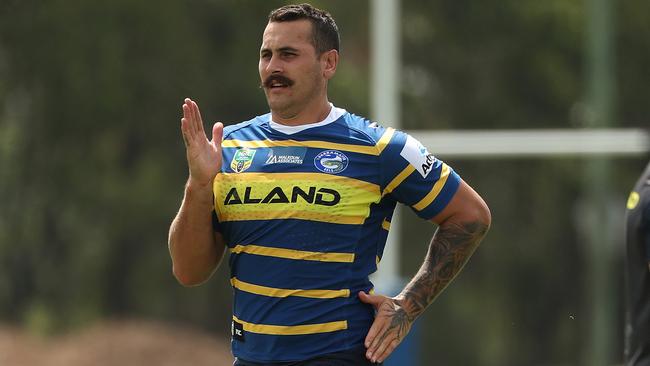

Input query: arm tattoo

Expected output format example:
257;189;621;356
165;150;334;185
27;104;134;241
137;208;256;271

398;221;489;320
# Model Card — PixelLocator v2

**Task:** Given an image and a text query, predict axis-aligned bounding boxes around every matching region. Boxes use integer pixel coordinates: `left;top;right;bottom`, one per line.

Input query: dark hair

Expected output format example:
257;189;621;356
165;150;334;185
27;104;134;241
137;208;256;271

268;3;340;54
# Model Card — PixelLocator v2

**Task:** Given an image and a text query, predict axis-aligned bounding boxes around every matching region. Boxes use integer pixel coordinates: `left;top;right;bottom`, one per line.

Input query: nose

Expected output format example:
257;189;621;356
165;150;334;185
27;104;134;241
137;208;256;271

265;54;283;74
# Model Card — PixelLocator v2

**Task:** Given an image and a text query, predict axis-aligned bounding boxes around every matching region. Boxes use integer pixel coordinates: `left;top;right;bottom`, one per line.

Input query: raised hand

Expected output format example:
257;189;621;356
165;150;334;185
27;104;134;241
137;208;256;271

180;98;223;187
359;291;414;364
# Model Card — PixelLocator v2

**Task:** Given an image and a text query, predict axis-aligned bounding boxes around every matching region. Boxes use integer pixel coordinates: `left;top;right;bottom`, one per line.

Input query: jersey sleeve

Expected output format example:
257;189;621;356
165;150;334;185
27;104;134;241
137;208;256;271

380;130;461;220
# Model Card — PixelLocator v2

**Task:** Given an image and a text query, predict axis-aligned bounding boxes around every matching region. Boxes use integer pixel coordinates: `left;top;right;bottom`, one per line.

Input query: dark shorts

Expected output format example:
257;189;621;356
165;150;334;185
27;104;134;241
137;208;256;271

233;347;382;366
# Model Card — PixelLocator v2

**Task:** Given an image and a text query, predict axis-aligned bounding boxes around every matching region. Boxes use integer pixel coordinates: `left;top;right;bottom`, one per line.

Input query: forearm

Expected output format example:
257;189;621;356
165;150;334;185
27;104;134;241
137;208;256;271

169;179;224;286
396;219;489;320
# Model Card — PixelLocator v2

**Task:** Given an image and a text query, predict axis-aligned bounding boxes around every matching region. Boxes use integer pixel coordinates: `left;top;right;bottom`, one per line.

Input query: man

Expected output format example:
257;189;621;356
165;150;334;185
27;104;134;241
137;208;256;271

169;4;490;365
625;161;650;365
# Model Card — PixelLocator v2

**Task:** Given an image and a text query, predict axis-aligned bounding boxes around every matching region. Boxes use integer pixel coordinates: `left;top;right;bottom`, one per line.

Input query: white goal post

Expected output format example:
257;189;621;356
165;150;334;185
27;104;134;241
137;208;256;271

409;128;650;158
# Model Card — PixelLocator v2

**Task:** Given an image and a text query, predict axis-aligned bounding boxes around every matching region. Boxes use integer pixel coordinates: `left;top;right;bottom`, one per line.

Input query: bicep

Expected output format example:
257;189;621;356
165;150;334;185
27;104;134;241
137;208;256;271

429;179;491;228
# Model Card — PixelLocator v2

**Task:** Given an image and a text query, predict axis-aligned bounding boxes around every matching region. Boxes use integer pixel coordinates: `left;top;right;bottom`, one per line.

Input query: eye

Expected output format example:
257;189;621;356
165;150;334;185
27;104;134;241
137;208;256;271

260;51;271;60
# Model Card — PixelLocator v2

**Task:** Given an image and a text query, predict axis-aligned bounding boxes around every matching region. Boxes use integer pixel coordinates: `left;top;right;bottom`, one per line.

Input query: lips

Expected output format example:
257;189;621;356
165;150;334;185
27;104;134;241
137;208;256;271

263;75;294;89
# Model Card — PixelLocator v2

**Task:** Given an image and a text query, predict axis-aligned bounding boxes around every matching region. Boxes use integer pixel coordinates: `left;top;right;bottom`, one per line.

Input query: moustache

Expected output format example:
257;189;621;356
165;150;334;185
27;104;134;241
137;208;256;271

261;75;295;89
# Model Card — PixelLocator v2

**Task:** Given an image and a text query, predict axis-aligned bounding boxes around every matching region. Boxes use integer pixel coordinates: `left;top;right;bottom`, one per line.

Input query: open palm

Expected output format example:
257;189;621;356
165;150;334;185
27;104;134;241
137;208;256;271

180;98;223;187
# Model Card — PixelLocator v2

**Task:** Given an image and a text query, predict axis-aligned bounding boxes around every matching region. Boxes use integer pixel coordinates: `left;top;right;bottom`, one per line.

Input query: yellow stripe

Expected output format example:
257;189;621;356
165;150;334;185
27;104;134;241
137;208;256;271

375;255;380;265
381;218;391;231
383;165;415;196
219;172;379;194
413;164;451;211
233;315;347;335
231;277;349;299
219;210;366;225
222;139;379;155
375;128;395;154
214;172;380;225
231;244;355;263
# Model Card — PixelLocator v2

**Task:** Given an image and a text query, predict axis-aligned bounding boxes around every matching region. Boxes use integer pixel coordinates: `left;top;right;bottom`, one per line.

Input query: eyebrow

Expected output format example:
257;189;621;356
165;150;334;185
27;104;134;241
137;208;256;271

260;46;301;55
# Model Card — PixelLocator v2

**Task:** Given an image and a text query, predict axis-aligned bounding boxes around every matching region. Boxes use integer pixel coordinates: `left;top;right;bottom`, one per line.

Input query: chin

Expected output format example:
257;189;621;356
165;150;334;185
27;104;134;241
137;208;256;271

267;98;293;114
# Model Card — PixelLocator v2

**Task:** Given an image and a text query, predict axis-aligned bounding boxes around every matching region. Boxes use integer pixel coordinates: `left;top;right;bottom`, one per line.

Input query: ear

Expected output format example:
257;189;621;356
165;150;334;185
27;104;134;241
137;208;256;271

321;49;339;80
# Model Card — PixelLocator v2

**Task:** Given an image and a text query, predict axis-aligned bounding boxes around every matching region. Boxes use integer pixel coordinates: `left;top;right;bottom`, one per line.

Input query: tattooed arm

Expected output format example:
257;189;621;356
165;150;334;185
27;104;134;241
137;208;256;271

359;180;491;363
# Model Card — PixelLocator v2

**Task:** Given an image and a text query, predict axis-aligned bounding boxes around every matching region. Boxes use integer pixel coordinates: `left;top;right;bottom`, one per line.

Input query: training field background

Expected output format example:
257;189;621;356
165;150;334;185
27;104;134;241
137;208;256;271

1;0;648;365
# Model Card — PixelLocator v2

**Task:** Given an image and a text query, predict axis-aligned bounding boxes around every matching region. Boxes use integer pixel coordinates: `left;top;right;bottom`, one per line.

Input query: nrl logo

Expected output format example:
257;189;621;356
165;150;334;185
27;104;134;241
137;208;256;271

230;148;256;173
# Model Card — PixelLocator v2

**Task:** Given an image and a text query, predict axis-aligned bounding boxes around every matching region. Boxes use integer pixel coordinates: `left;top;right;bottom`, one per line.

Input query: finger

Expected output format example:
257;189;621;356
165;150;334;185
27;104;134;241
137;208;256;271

182;116;198;145
212;122;224;142
367;320;391;355
183;98;193;125
370;330;398;363
182;100;189;120
358;291;384;309
364;320;378;348
375;338;400;363
183;98;197;136
191;100;206;136
361;293;389;348
180;117;190;145
187;98;196;122
190;99;202;137
364;316;390;358
182;103;197;138
211;122;224;147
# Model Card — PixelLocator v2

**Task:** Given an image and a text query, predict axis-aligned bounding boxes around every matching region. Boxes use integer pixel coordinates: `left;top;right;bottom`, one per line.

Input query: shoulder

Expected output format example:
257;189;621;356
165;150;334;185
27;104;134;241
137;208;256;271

223;113;271;139
336;112;404;154
340;113;391;142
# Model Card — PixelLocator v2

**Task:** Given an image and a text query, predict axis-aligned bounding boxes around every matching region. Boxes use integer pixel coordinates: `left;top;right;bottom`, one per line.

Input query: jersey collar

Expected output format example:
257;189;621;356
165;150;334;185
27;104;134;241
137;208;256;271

269;104;347;135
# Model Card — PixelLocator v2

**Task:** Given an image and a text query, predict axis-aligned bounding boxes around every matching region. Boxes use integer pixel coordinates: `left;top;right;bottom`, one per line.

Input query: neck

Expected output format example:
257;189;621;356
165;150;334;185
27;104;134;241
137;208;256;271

271;97;332;126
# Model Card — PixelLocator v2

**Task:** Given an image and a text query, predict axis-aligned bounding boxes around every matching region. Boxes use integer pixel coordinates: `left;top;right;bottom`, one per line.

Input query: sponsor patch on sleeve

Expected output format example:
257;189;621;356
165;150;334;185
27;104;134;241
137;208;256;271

399;135;436;178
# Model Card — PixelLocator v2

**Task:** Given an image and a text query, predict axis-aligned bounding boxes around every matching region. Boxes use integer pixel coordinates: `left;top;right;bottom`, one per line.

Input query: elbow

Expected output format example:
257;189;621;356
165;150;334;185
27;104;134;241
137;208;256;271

477;200;491;232
457;198;491;242
172;265;209;287
472;197;491;239
470;201;491;249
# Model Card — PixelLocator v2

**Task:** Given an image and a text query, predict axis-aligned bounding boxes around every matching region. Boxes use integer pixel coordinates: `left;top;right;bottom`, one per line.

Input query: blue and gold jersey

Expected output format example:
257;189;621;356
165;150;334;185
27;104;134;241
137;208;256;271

213;106;461;363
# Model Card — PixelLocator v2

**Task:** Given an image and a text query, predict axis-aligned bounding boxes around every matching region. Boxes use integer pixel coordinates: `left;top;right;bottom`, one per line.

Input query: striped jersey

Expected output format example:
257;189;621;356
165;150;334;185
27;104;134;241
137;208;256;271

212;105;461;363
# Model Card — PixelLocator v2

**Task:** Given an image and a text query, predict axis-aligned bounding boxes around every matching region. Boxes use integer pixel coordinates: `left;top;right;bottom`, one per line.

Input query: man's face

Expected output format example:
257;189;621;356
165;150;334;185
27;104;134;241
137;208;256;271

259;20;325;117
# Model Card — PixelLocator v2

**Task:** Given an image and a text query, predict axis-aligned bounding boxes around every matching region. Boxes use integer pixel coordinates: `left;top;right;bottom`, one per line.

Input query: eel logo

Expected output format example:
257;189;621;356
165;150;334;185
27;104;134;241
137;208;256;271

314;150;348;174
230;148;256;173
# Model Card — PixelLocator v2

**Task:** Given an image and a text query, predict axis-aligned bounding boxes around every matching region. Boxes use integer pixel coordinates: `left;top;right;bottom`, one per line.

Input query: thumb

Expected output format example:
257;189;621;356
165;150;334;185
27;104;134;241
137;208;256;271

358;291;385;308
211;122;224;147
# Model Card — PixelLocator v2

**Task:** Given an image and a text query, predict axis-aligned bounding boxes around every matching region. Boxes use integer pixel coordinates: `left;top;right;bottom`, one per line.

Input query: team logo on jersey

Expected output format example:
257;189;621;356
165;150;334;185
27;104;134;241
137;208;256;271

264;147;307;165
314;150;348;174
400;135;436;178
230;148;256;173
